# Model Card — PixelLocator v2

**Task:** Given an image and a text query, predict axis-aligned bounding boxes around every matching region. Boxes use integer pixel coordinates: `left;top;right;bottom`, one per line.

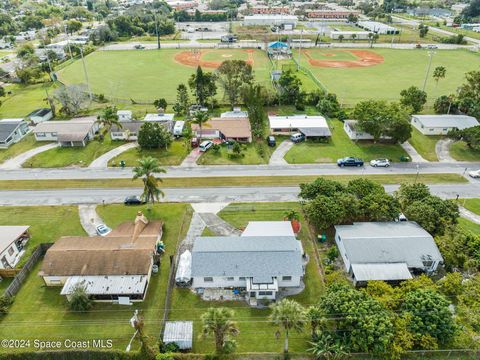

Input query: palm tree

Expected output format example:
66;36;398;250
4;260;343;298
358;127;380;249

201;307;239;354
191;110;210;141
96;106;122;136
270;299;305;354
304;306;325;338
132;156;166;206
433;66;446;86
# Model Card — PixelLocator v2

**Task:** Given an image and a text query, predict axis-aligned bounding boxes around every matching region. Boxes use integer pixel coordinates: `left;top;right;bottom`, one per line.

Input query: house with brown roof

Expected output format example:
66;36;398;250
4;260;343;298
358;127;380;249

33;117;100;147
39;212;163;303
191;117;252;143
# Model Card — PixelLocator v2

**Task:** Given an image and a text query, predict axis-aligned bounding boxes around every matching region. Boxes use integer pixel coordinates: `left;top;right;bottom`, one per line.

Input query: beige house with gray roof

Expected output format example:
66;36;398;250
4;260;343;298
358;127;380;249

33;117;100;147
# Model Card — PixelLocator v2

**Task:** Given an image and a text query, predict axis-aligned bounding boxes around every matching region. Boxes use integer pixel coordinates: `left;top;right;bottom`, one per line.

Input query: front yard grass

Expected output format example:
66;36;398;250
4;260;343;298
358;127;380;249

169;202;323;353
197;141;276;165
0;134;51;165
458;218;480;235
284;119;408;164
409;127;442;161
0;203;192;352
108;140;190;167
449;141;480;162
459;199;480;215
0;206;84;267
24;134;125;168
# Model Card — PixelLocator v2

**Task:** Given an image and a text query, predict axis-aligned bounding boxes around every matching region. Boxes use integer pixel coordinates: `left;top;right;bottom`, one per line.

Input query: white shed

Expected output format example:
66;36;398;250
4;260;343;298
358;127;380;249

175;250;192;285
163;321;193;350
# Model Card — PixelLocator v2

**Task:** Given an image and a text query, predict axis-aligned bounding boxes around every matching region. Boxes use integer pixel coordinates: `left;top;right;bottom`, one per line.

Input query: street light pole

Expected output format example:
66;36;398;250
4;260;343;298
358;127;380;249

79;47;93;100
64;24;74;60
414;164;420;183
422;51;435;92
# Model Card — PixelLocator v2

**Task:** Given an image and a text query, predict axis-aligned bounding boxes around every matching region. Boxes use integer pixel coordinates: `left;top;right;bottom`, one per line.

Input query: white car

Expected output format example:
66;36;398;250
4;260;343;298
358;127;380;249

370;158;390;167
199;140;213;152
468;169;480;178
96;224;112;236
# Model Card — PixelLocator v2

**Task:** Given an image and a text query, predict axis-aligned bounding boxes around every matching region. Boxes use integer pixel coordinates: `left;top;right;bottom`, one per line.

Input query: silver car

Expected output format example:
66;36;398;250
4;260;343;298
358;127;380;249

96;224;112;236
370;158;390;167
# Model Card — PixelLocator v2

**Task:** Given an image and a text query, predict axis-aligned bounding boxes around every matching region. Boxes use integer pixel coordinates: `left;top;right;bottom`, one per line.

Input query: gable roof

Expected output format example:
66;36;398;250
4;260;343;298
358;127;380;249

269;115;329;130
33;117;96;137
191;236;303;279
111;121;144;133
0;120;26;142
192;117;251;138
412;115;479;129
0;226;29;253
335;222;443;268
40;219;162;277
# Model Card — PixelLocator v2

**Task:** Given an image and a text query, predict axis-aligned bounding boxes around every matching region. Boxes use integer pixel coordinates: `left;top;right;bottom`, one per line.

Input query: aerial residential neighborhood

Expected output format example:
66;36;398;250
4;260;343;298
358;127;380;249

0;0;480;358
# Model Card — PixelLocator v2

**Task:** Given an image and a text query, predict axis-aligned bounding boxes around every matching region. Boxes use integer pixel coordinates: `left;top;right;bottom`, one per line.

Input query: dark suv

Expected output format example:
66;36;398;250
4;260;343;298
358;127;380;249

267;136;276;147
337;157;364;167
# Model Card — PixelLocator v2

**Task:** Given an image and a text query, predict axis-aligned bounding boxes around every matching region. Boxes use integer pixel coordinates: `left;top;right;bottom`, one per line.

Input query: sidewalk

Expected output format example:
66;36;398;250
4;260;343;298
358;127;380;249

401;141;429;163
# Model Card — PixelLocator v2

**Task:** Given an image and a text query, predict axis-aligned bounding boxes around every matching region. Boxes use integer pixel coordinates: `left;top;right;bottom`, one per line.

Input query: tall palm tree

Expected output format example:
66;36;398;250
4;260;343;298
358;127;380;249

304;306;325;338
270;299;305;354
201;307;239;354
132;156;166;205
96;106;122;136
191;110;210;141
433;66;446;86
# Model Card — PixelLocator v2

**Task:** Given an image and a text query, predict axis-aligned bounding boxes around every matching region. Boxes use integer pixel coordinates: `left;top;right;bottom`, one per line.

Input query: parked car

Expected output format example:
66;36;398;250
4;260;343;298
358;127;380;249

191;137;199;148
124;195;145;205
468;169;480;178
199;140;213;152
290;133;305;143
337;157;364;167
370;158;390;167
96;224;112;236
415;44;422;49
267;135;276;147
427;44;438;49
134;44;145;49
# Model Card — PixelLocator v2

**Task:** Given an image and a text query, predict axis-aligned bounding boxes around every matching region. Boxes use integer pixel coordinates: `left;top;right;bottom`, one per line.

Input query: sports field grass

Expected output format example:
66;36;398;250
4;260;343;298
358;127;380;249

57;49;272;103
298;49;480;105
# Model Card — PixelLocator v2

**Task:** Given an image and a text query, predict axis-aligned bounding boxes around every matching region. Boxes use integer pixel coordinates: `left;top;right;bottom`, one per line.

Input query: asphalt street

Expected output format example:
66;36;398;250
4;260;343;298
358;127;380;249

0;183;478;206
0;162;479;181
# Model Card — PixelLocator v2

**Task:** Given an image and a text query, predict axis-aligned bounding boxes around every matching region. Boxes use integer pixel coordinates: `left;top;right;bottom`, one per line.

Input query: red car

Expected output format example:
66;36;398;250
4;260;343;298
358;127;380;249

191;137;199;148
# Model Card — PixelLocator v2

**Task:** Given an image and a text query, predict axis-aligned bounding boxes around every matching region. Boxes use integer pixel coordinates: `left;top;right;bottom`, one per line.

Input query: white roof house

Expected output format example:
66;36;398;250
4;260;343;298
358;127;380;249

117;110;133;122
269;115;331;137
163;321;193;350
411;114;479;135
144;113;175;122
242;221;295;237
334;222;443;285
221;108;248;118
60;275;148;298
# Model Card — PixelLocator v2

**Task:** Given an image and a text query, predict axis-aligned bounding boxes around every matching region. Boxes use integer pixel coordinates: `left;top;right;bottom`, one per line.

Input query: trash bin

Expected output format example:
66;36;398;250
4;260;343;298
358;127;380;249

400;156;410;162
120;160;126;168
317;233;327;243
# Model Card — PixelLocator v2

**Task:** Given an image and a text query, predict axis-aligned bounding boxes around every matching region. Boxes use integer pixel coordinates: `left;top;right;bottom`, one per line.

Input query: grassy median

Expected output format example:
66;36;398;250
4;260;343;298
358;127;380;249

0;173;467;191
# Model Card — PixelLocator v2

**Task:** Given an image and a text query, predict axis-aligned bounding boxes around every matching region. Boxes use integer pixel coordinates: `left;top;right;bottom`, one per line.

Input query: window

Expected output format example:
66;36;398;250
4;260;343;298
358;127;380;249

51;132;57;136
282;276;292;281
7;247;14;256
338;236;342;242
36;132;46;137
203;277;213;282
226;277;234;281
239;277;246;281
258;291;273;296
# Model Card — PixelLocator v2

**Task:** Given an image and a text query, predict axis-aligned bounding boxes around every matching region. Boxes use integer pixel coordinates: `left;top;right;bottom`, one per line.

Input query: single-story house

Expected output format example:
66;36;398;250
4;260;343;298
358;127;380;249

39;212;163;303
269;115;331;138
334;221;444;286
191;222;304;304
144;113;175;133
343;119;391;141
33;117;99;147
163;321;193;350
27;108;53;124
192;117;252;143
117;110;133;122
221;108;248;118
411;114;479;135
0;119;30;149
0;226;30;269
110;121;144;141
241;221;295;237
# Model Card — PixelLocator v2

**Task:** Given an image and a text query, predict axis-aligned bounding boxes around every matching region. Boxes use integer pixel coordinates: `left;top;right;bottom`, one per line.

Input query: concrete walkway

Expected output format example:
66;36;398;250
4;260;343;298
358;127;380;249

269;140;293;166
78;204;104;236
178;212;206;254
89;143;138;168
436;139;457;163
0;143;58;169
180;148;202;167
198;213;242;236
459;206;480;225
401;141;429;163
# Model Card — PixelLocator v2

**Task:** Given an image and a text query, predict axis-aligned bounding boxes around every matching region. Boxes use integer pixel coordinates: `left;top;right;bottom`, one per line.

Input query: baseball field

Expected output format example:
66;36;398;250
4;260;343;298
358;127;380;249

297;48;480;105
57;49;271;103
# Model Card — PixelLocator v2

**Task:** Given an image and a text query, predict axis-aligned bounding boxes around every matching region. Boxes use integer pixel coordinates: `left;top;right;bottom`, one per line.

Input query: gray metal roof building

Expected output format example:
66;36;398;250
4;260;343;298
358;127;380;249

412;115;478;129
191;236;304;281
163;321;193;350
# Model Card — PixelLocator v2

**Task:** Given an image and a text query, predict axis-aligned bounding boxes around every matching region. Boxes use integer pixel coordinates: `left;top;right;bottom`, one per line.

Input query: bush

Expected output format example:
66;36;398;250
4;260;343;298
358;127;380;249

211;143;221;154
156;353;175;360
0;295;13;315
161;342;179;353
67;284;93;312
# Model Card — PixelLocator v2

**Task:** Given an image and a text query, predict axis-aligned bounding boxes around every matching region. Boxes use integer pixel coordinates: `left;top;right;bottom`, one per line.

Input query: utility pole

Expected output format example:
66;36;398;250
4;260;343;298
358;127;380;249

64;24;74;60
79;47;93;100
155;13;161;50
422;51;435;92
297;29;303;70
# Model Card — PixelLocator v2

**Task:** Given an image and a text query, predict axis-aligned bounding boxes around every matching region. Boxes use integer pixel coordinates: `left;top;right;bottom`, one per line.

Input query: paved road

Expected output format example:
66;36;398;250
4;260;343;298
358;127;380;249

0;184;478;206
0;162;478;181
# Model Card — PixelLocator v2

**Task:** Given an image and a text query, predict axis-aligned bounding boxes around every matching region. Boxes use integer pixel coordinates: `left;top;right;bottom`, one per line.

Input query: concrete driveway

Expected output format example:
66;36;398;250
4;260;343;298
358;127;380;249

89;143;138;168
78;204;104;236
269;140;293;166
436;139;456;163
0;143;58;169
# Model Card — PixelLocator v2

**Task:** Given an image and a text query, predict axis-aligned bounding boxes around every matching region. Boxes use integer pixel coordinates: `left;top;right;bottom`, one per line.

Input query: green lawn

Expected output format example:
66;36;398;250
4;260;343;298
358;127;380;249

25;134;125;168
409;127;442;161
458;218;480;235
449;141;480;162
298;49;480;106
285;119;407;164
169;202;323;353
109;141;190;167
459;199;480;215
197;141;276;165
0;83;55;118
0;134;51;165
0;203;192;352
0;206;85;268
57;49;272;103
